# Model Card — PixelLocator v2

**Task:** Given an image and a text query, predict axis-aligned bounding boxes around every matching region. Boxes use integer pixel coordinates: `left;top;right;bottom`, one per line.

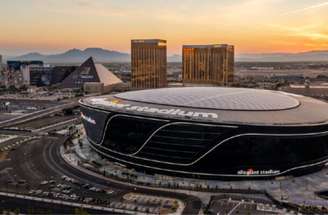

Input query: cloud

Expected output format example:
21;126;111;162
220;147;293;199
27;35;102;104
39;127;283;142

283;1;328;15
268;24;328;41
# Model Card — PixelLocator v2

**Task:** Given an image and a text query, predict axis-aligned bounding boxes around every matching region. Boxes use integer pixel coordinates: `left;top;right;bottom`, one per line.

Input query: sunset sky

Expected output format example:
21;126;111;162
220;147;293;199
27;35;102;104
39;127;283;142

0;0;328;55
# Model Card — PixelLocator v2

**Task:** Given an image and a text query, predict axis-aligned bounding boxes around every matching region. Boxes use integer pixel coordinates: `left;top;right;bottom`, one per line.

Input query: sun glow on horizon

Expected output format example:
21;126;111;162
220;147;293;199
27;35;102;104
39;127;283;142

0;0;328;55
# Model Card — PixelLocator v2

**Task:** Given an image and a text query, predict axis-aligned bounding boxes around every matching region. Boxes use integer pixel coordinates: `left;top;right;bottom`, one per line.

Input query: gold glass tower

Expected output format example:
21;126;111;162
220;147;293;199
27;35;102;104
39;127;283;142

182;44;234;86
131;39;167;89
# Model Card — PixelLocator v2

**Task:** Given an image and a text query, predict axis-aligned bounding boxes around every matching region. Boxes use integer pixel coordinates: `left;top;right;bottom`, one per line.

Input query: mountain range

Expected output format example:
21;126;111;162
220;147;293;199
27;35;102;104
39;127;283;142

237;51;328;62
5;48;328;63
8;48;130;63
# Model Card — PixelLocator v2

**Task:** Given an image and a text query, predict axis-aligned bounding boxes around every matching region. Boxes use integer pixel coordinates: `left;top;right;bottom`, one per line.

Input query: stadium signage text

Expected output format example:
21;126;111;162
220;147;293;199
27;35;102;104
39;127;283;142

237;169;281;176
90;98;219;119
80;75;94;79
81;112;96;125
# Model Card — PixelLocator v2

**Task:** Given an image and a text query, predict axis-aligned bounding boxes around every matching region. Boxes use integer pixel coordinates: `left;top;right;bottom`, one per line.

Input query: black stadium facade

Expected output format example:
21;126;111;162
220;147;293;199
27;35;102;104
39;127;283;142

80;87;328;179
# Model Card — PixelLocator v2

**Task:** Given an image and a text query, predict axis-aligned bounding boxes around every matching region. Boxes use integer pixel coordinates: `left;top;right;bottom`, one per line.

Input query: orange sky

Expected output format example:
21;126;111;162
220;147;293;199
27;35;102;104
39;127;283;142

0;0;328;55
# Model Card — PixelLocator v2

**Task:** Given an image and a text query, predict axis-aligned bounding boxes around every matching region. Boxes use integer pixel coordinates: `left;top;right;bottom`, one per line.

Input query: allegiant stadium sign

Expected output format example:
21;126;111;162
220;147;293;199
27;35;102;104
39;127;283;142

237;169;281;176
89;98;219;119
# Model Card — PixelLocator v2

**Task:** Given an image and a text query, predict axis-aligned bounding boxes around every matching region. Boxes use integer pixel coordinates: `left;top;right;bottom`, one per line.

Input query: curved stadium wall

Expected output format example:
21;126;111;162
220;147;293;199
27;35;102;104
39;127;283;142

79;87;328;179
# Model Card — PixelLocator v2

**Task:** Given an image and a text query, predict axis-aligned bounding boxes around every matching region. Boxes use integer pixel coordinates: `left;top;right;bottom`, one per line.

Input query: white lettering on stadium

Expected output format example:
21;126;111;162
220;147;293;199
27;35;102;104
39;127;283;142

237;169;281;176
81;112;96;125
90;98;218;119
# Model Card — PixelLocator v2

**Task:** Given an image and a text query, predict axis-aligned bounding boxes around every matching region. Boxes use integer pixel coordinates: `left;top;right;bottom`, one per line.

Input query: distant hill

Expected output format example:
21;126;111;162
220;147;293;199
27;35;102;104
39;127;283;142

10;48;130;63
14;52;46;61
237;50;328;62
7;49;328;63
137;50;328;62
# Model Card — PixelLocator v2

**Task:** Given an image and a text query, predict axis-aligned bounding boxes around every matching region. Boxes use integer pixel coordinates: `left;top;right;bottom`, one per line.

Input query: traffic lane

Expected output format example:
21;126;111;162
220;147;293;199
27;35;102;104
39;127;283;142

0;101;78;128
0;137;24;149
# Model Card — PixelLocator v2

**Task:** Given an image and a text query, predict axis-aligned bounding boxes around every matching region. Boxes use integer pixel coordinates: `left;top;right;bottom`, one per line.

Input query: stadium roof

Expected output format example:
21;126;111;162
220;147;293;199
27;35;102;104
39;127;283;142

115;87;300;111
80;87;328;126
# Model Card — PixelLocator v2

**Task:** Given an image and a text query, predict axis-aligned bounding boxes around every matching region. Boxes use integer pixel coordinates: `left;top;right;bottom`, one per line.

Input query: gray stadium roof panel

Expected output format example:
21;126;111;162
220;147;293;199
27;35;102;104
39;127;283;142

115;87;300;111
80;87;328;126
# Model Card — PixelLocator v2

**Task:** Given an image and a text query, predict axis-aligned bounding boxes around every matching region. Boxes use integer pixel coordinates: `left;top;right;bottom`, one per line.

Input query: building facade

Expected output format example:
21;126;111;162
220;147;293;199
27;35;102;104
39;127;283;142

131;39;167;89
182;44;234;86
3;61;44;87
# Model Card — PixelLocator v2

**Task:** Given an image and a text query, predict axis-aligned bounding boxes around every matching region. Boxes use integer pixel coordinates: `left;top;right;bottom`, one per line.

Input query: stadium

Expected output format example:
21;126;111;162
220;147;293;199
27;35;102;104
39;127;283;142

79;87;328;179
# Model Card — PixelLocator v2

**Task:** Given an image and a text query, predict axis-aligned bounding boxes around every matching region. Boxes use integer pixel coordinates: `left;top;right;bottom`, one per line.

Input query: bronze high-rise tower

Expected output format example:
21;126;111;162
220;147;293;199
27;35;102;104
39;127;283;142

182;44;234;86
131;39;167;89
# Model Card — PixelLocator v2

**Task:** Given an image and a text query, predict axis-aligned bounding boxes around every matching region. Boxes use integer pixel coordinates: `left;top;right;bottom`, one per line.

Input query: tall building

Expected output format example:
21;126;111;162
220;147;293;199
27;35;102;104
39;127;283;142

0;55;2;65
182;44;234;86
131;39;167;89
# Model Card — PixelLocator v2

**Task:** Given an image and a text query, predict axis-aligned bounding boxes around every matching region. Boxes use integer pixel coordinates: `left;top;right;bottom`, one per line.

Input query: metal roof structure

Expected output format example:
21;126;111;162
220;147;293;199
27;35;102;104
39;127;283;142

81;87;328;126
115;87;300;111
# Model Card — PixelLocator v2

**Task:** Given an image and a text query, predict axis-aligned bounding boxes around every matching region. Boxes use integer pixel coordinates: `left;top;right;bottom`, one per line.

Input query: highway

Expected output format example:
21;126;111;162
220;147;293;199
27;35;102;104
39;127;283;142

0;101;78;129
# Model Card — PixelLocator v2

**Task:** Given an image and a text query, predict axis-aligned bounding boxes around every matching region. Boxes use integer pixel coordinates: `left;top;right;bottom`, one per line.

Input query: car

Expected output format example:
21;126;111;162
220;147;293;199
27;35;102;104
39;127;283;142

89;187;101;192
7;179;15;184
52;193;60;198
105;190;114;195
42;192;50;197
83;197;93;203
40;181;49;185
70;194;79;201
51;188;61;192
62;185;71;190
49;180;56;184
62;190;71;194
35;190;43;195
28;190;36;195
72;180;82;186
68;178;77;183
82;184;91;189
18;179;26;185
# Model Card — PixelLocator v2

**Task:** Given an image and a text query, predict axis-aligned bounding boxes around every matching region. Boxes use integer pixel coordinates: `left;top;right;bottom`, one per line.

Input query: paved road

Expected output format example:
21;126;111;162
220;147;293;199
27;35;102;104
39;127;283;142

0;136;201;214
0;101;78;128
0;137;24;151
